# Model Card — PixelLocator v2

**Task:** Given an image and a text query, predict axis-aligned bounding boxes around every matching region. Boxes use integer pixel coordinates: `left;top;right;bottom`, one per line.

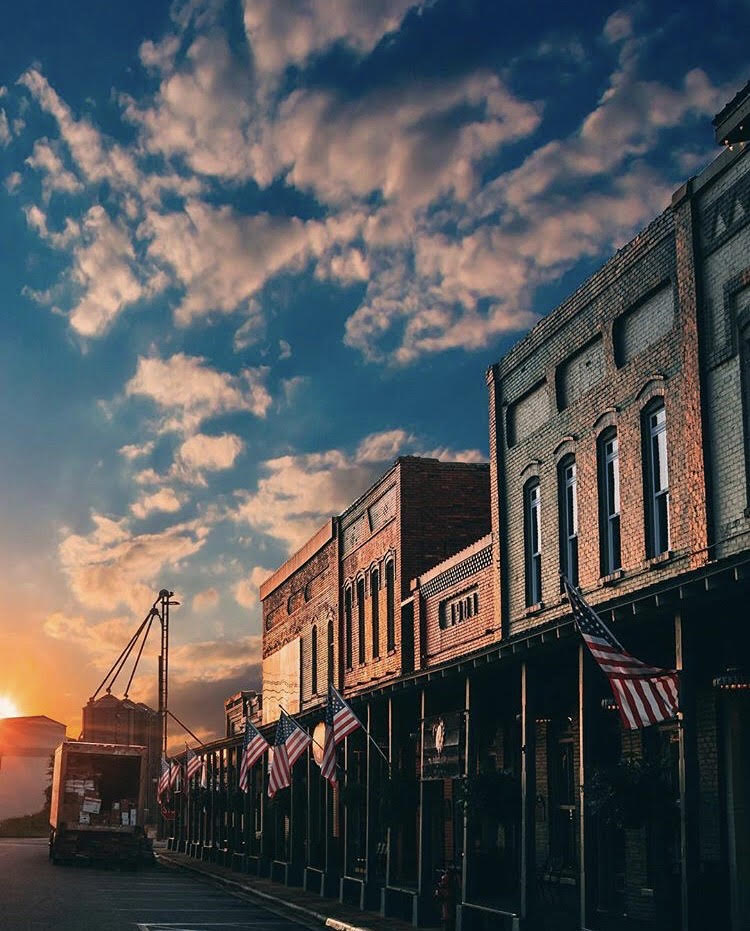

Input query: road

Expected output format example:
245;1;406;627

0;839;314;931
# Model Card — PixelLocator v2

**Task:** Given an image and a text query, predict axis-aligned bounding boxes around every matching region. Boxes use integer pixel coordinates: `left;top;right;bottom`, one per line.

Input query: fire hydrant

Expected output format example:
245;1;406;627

434;867;458;931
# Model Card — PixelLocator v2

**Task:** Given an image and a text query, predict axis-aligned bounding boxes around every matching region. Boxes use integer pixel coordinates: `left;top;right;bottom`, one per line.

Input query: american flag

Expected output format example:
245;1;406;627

320;684;362;786
169;757;181;790
157;756;170;799
239;718;268;792
563;577;679;730
267;711;311;798
185;746;202;781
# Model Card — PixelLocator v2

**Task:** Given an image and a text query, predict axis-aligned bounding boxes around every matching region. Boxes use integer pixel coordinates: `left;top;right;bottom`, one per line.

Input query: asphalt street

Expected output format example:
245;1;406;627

0;839;315;931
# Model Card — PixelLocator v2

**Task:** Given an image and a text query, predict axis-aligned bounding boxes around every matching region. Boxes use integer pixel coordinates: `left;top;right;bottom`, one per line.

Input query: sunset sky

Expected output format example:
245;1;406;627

0;0;745;743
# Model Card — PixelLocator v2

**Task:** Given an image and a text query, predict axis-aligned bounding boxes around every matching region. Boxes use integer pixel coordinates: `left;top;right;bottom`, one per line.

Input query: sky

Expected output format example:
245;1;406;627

0;0;746;746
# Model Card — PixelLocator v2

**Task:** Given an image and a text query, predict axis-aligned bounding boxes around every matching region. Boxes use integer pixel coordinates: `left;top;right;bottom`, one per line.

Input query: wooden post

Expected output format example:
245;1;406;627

417;687;427;908
365;701;373;887
383;694;393;914
520;661;535;920
461;674;471;904
675;612;697;931
578;644;587;929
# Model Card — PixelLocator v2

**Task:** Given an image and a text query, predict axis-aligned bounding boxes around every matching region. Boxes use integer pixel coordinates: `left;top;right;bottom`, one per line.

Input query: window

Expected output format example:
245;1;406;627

598;429;621;575
370;568;380;659
524;479;542;606
439;587;480;629
385;558;395;651
644;402;670;557
558;457;578;586
344;585;353;670
356;577;366;664
311;624;318;695
327;616;334;686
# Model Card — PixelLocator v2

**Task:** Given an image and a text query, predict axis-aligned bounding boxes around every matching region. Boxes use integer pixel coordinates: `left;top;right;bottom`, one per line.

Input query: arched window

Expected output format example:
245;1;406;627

524;478;542;606
385;558;395;651
356;576;366;665
643;401;669;558
327;615;334;687
598;428;621;575
311;624;318;695
344;585;353;670
558;456;578;586
370;567;380;659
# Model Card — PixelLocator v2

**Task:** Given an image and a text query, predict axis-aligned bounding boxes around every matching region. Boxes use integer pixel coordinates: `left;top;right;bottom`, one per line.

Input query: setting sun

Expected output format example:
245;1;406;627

0;695;21;719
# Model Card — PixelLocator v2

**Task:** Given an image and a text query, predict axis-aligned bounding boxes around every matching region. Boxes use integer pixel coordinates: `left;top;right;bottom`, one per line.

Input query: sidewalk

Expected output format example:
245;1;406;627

157;849;422;931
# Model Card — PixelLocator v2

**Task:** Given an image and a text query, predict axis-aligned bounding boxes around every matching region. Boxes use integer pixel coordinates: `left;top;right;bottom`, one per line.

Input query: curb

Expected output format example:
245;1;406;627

157;851;373;931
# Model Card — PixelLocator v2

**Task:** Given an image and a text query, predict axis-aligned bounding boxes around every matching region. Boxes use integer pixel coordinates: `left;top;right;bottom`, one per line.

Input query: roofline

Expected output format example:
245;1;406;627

259;517;336;601
413;533;493;588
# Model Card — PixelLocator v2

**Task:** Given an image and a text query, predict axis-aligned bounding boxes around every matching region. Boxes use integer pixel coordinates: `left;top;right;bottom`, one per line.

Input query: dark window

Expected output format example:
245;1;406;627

598;429;621;575
327;616;334;686
370;568;380;659
385;558;395;651
524;479;542;606
299;637;304;702
439;587;480;629
311;624;318;695
357;577;365;665
643;402;670;557
344;585;353;670
558;457;578;586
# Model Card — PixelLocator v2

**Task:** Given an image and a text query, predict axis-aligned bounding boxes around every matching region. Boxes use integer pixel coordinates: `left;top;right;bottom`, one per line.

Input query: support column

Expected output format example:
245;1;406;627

382;696;393;916
364;701;375;907
578;644;587;930
417;688;429;926
457;674;471;931
520;661;536;921
676;612;698;931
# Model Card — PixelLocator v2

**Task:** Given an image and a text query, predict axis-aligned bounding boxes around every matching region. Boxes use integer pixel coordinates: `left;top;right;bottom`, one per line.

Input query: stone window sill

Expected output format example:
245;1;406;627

524;601;545;617
647;550;674;568
600;569;625;586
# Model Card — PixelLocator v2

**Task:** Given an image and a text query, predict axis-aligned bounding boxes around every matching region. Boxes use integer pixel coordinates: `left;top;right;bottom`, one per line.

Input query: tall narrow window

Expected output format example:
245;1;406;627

344;585;353;670
524;479;542;606
327;616;334;686
356;577;365;664
598;429;621;575
370;567;380;659
385;558;395;651
558;457;578;586
644;402;669;557
311;624;318;695
299;638;305;702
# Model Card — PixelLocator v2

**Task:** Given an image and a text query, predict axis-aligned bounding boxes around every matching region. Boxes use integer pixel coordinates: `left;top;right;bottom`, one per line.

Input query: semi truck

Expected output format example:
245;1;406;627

49;741;153;866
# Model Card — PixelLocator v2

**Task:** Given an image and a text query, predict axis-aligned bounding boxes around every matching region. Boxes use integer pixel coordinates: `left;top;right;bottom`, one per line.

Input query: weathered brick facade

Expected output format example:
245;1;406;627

411;534;495;667
488;200;709;634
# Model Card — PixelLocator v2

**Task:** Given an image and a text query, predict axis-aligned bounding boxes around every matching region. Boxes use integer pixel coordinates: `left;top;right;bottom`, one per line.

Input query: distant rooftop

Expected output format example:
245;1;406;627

713;79;750;145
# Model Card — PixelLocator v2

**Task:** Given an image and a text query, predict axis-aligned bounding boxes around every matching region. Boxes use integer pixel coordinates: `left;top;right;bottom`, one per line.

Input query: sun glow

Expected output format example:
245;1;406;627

0;695;21;719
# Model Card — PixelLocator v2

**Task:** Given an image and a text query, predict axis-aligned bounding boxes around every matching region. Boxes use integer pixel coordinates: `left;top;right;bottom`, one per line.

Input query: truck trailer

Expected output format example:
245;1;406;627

49;741;153;866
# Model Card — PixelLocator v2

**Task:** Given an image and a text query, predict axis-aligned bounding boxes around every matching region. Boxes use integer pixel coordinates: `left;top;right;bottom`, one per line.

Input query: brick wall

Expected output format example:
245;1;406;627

261;526;339;714
413;535;496;667
488;199;709;635
695;146;750;558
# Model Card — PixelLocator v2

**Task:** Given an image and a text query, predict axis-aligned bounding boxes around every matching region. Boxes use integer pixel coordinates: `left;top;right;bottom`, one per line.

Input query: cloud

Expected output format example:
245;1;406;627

0;109;11;146
264;72;540;208
169;634;263;683
140;200;322;326
229;428;479;551
119;440;156;461
172;432;244;484
5;171;21;193
26;138;83;197
192;587;219;612
125;353;271;434
43;611;133;658
233;565;273;610
130;487;182;519
59;513;211;611
242;0;417;75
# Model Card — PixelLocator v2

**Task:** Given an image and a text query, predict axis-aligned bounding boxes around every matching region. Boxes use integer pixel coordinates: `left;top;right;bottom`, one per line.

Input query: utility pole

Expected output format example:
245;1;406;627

158;589;179;757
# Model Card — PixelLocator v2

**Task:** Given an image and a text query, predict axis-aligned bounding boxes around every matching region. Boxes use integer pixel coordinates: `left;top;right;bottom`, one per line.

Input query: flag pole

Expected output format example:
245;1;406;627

329;686;390;767
279;704;347;776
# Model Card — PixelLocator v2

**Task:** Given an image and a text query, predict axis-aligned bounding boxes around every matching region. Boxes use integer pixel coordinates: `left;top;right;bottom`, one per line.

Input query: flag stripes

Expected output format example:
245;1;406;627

239;718;269;792
268;711;311;797
320;684;362;785
563;576;679;729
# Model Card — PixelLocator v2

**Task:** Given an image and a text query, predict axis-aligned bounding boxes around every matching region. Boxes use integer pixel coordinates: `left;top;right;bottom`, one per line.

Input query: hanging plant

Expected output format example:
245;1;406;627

455;769;520;823
586;756;677;830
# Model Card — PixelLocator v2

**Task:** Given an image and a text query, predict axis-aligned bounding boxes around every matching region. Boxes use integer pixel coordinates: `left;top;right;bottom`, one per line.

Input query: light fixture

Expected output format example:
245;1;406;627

712;667;750;691
601;696;618;712
534;715;552;725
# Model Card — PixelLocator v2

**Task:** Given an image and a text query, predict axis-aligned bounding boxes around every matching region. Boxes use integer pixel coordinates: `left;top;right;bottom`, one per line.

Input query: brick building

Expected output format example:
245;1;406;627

169;86;750;931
